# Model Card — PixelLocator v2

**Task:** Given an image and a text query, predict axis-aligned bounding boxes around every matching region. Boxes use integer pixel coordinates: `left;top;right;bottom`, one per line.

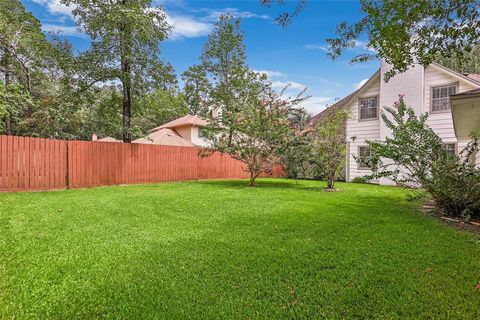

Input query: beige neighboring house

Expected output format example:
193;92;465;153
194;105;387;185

92;134;121;143
133;115;209;147
311;60;480;185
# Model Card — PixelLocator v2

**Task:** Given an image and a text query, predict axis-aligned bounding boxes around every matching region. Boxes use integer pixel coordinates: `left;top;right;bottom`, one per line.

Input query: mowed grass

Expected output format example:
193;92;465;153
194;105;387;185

1;179;479;319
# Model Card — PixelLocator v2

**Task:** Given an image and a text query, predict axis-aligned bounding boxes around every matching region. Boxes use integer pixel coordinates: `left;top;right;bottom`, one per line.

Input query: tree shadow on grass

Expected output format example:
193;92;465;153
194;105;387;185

197;179;328;192
198;179;300;189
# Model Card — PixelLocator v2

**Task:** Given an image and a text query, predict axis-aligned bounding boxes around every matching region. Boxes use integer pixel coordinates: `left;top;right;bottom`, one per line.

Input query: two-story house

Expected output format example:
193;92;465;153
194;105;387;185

310;60;480;185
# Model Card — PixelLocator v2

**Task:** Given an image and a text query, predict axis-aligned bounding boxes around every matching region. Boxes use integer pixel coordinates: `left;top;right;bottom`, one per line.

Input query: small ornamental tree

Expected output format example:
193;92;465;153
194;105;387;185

277;109;315;180
314;109;349;190
205;71;305;186
367;97;480;219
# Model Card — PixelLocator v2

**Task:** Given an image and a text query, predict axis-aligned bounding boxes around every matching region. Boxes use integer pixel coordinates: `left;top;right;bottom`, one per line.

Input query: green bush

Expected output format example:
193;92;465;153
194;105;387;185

430;154;480;221
351;176;370;184
366;97;480;220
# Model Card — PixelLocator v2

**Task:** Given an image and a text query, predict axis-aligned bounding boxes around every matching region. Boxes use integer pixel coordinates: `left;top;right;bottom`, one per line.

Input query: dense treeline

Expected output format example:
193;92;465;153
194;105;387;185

0;0;187;141
0;1;314;186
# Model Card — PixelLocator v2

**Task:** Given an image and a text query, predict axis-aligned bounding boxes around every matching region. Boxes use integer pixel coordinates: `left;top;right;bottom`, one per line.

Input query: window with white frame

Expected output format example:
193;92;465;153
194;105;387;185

359;96;378;120
431;84;456;112
358;146;372;169
443;143;456;156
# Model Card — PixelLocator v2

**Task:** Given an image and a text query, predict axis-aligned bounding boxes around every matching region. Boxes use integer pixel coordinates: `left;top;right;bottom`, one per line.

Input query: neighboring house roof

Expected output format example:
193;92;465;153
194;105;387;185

133;128;194;147
309;69;381;126
97;137;121;142
149;115;208;132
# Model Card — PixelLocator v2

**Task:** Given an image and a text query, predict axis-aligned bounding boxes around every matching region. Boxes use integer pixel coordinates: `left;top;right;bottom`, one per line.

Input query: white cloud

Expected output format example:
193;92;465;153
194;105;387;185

31;0;74;18
272;80;307;91
354;78;369;90
304;44;329;52
254;69;287;79
201;8;270;21
354;40;377;53
305;40;377;54
41;24;84;37
163;6;271;40
165;13;212;39
300;96;333;115
33;2;269;41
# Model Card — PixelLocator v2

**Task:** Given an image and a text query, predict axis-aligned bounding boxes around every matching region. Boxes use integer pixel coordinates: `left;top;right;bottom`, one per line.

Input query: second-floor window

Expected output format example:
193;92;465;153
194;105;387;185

431;84;456;113
359;96;378;120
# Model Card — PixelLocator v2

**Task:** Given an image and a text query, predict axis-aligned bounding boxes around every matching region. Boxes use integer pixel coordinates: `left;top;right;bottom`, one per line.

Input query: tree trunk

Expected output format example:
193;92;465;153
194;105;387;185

121;59;132;143
326;167;336;189
248;171;258;187
327;178;334;189
3;50;12;135
120;0;132;143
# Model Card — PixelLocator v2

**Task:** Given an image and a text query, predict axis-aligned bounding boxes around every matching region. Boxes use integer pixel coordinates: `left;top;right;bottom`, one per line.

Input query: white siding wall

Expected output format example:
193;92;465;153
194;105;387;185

378;62;426;185
345;63;480;184
346;76;381;181
424;66;477;144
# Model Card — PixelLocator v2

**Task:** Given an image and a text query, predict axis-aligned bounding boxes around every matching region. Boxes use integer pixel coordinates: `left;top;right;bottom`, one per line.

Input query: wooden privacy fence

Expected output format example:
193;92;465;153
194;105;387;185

0;135;259;192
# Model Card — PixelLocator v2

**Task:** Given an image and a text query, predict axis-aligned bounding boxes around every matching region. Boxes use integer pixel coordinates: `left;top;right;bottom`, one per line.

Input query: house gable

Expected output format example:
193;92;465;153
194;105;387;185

425;64;480;142
344;71;381;182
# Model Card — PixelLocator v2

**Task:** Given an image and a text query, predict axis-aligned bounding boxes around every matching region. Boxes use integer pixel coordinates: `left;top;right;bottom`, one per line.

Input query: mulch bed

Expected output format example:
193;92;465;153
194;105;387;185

421;202;480;234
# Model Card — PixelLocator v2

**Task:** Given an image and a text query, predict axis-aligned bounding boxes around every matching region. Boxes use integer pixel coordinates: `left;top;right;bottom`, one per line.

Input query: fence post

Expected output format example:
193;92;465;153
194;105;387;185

65;141;70;190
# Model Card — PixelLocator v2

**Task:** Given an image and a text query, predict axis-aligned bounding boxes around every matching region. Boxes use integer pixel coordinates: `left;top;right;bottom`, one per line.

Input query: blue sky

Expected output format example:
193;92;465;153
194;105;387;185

21;0;379;115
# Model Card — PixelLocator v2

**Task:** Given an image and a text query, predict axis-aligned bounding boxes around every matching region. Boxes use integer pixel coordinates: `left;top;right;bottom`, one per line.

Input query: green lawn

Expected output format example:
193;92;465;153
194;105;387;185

1;179;479;319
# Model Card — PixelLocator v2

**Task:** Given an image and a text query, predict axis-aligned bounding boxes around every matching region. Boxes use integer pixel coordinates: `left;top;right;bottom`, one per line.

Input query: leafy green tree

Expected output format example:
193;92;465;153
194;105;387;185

314;109;349;190
0;0;52;94
262;1;480;77
62;0;170;142
20;36;87;139
327;0;480;80
0;82;32;133
132;89;188;137
181;65;212;116
145;60;178;92
435;45;480;74
79;86;123;140
205;71;305;186
259;0;308;27
367;97;480;219
277;109;315;180
79;87;188;141
0;0;57;133
200;15;249;146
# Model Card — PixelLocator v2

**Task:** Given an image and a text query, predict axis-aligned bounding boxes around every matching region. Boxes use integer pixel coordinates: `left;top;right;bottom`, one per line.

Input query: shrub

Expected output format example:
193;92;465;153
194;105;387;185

366;96;480;220
429;151;480;221
314;109;349;189
351;176;370;184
